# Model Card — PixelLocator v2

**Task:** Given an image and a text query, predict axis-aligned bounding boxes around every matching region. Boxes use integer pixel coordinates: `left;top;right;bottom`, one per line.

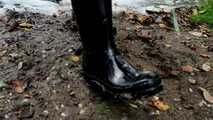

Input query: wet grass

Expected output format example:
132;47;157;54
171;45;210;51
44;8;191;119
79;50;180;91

191;0;213;27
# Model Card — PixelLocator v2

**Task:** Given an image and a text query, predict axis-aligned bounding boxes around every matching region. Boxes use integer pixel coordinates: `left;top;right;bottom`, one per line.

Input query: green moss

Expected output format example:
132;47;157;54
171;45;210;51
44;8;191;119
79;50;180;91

191;0;213;26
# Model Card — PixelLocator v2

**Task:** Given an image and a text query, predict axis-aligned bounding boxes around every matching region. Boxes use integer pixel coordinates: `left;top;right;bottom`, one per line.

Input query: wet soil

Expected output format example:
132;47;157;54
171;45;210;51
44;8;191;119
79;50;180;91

0;10;213;120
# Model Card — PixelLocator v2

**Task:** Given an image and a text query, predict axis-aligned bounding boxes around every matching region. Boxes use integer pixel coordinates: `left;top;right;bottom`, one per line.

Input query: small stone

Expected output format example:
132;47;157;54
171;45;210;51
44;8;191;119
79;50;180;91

55;105;59;111
53;90;57;94
150;110;160;116
61;112;67;117
61;104;65;108
202;63;211;72
189;31;203;37
0;50;7;57
69;91;75;96
68;49;73;52
18;62;23;70
43;110;49;116
78;103;83;108
9;53;19;57
67;84;71;89
41;50;46;54
188;78;196;84
178;107;182;110
152;96;159;101
189;88;193;93
65;62;69;66
4;114;9;119
174;98;181;102
129;103;138;109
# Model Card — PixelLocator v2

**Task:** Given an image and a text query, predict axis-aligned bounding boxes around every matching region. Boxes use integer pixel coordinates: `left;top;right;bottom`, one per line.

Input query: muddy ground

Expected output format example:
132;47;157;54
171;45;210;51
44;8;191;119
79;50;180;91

0;10;213;120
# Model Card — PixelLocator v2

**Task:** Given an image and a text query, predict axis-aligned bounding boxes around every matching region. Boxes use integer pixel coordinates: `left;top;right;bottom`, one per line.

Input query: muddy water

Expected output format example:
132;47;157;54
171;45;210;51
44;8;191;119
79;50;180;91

0;0;198;15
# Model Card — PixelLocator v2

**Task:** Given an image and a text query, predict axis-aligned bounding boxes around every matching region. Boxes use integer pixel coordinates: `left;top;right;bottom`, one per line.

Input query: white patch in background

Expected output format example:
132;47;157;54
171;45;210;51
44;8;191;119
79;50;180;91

0;0;198;16
0;0;59;16
112;0;198;14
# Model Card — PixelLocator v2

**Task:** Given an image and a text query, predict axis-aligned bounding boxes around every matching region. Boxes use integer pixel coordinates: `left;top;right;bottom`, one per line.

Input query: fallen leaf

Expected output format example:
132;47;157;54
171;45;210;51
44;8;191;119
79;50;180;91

164;44;172;48
124;12;153;25
18;62;23;70
22;28;32;31
68;55;80;62
19;22;33;31
159;24;172;30
200;54;210;59
129;103;138;109
10;80;27;93
199;87;213;104
159;24;167;28
137;15;153;25
19;22;33;28
189;31;203;37
150;100;170;111
202;63;211;72
181;65;193;73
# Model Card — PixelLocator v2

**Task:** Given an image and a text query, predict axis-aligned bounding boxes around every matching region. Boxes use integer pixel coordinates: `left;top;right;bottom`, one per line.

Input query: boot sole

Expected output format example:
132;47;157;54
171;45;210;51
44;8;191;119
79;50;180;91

83;73;163;98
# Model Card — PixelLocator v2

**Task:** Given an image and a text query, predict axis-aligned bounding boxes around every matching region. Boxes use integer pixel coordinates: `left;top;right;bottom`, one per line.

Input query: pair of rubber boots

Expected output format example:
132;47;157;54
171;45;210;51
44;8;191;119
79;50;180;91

71;0;162;95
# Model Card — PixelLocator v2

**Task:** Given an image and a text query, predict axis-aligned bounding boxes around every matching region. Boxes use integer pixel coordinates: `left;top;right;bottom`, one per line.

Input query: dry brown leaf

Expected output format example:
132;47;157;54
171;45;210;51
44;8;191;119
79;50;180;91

150;100;170;111
181;65;193;73
11;80;27;94
19;22;33;28
199;87;213;104
69;55;80;62
137;15;153;25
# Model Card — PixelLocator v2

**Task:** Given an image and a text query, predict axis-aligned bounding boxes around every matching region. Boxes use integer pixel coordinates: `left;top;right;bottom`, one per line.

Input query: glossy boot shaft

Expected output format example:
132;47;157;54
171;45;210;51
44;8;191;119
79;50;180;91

71;0;162;94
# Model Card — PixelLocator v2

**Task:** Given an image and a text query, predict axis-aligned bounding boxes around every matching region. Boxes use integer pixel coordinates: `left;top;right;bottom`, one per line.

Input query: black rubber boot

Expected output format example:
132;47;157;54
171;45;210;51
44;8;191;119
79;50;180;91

71;0;162;94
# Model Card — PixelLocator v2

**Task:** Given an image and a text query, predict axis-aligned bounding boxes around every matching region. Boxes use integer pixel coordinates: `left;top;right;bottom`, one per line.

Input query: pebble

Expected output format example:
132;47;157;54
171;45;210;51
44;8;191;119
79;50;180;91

174;98;181;102
18;62;23;70
188;78;196;84
152;96;159;101
202;63;211;72
61;104;65;108
61;112;67;117
42;110;49;116
189;88;193;93
178;107;182;110
4;114;9;119
68;49;73;52
78;103;83;108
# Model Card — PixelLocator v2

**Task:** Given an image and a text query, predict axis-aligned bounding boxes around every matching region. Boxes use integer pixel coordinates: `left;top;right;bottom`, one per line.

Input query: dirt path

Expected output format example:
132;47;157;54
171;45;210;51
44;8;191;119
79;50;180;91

0;10;213;120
